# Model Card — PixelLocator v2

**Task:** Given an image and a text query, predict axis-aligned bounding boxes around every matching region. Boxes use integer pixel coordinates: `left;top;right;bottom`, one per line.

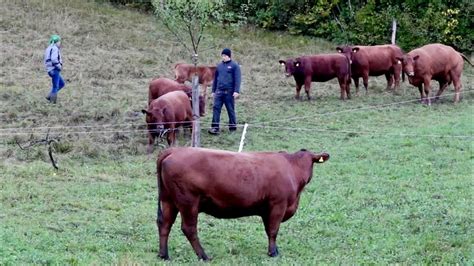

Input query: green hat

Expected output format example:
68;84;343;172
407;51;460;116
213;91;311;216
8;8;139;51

49;34;61;44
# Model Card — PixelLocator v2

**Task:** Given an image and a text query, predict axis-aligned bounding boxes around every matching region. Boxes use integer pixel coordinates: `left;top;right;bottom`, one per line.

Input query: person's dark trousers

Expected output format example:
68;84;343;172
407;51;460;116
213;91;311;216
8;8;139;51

211;90;237;131
47;69;65;103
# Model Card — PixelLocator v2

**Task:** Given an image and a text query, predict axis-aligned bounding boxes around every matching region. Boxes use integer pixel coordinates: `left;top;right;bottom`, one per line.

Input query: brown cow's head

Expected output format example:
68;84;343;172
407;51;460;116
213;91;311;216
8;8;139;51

142;108;166;133
279;58;303;77
396;54;419;77
336;46;357;64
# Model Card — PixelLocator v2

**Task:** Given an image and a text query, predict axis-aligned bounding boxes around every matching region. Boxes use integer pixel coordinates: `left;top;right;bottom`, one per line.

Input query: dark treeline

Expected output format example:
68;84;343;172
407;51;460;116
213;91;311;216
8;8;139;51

102;0;473;53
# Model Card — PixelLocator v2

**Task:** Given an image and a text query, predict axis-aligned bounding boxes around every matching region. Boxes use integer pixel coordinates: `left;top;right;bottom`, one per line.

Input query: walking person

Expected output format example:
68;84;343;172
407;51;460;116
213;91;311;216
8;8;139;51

44;34;65;103
208;48;241;135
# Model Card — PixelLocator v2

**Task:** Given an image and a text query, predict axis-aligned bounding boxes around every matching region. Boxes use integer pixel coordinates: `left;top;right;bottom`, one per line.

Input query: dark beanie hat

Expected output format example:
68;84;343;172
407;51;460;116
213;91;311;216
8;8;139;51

221;48;231;57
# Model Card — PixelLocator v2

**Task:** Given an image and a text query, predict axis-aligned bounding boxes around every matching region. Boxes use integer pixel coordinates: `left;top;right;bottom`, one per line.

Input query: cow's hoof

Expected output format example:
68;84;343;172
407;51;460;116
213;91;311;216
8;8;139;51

268;247;279;257
159;254;170;260
198;254;211;261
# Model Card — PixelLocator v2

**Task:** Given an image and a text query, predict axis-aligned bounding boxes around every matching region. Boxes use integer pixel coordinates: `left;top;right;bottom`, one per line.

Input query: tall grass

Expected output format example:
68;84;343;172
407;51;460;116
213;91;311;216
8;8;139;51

1;0;473;264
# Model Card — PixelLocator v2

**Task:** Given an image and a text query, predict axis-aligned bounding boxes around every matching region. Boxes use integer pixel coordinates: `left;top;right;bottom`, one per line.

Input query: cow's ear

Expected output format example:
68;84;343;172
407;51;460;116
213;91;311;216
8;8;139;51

352;47;360;53
313;152;330;163
141;109;149;115
396;56;403;64
294;61;300;67
413;55;420;61
336;47;343;53
278;60;286;66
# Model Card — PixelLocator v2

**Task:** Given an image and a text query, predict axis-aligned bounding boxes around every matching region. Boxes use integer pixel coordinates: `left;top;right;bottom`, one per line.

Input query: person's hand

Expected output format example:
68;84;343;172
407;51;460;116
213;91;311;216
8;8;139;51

211;92;215;98
233;92;240;98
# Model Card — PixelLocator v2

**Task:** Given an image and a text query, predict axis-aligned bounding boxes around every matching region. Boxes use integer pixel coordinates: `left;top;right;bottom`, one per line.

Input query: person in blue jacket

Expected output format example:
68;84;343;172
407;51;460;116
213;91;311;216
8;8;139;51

44;34;65;103
208;48;241;135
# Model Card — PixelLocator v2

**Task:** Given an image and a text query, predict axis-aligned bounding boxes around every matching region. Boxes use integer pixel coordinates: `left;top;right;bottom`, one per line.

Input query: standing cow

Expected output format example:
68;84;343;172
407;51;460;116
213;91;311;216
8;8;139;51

336;44;404;94
142;91;195;153
174;63;216;99
156;147;330;261
396;43;473;104
279;54;351;100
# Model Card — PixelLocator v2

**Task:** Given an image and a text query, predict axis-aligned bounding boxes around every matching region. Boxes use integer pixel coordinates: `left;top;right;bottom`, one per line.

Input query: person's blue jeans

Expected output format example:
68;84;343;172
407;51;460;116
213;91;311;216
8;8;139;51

211;90;237;131
48;69;65;96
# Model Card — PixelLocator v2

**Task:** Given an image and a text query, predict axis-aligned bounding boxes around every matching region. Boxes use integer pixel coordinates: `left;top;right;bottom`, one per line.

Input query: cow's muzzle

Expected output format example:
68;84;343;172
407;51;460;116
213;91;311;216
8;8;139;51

407;72;415;77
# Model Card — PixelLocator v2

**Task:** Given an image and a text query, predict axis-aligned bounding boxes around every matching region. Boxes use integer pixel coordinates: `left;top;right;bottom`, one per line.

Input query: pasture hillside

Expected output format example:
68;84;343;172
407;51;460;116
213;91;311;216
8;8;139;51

1;0;473;264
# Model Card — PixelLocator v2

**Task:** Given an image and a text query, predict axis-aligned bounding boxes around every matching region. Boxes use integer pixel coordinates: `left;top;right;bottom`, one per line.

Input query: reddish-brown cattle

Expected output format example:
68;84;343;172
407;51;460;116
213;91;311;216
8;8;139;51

156;147;330;261
148;77;191;105
279;54;351;100
336;44;404;94
142;91;193;153
174;63;216;98
396;43;473;104
148;77;206;115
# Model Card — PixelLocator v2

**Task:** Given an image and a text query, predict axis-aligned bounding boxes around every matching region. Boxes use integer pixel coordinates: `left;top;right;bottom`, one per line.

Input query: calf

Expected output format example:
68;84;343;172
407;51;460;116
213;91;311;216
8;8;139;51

174;63;216;98
142;91;193;153
148;77;206;115
156;147;330;260
336;44;404;94
396;43;473;104
279;54;351;100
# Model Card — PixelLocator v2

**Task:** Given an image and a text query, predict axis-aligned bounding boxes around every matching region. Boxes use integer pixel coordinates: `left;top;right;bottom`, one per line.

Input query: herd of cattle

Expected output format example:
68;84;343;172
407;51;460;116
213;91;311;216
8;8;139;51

146;42;472;261
143;43;472;151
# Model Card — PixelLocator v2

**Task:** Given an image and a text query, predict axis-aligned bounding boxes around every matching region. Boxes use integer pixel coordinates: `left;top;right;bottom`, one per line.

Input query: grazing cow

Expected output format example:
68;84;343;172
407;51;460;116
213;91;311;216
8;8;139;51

142;91;194;153
148;77;206;115
156;147;330;261
336;44;404;94
396;43;473;104
174;63;216;98
279;54;351;100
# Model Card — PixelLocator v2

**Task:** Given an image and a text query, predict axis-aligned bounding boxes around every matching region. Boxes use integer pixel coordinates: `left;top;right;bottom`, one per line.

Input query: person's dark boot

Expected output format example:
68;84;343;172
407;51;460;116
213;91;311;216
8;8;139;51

45;95;51;102
50;94;57;104
208;128;219;135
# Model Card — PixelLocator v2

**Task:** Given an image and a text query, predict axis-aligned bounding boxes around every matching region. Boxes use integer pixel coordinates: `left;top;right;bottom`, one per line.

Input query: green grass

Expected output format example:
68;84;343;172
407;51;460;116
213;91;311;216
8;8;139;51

1;0;473;264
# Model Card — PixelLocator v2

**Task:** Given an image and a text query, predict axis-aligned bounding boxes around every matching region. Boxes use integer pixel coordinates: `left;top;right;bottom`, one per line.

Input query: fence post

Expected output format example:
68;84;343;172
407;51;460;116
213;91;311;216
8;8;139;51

191;54;200;147
391;19;397;45
238;123;248;152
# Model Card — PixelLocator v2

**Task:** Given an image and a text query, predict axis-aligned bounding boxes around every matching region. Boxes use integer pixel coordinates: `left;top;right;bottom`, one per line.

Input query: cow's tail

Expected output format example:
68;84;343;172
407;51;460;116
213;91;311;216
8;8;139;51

460;53;474;66
345;55;352;85
156;148;173;226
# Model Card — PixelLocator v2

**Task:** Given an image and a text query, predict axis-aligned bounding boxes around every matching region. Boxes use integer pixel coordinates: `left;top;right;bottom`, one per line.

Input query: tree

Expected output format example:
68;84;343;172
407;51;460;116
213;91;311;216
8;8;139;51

152;0;224;147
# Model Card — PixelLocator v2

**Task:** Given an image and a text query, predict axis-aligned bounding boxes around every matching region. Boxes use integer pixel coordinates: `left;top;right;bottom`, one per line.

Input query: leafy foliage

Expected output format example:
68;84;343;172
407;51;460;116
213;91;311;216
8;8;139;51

152;0;224;54
105;0;473;52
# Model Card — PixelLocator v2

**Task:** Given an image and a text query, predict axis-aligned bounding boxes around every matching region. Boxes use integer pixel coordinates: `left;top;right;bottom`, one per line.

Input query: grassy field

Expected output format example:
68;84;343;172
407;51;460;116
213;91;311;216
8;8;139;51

1;0;473;264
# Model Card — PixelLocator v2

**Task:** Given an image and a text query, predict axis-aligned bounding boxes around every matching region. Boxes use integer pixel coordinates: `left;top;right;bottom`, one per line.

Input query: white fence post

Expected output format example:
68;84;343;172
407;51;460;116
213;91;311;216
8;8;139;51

238;123;249;152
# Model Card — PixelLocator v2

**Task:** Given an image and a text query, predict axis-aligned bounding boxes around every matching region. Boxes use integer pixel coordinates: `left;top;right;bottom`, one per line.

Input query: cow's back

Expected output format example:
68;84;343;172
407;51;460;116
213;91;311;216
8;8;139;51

160;148;294;213
148;78;191;104
302;54;349;82
414;44;463;75
357;45;403;74
156;91;192;124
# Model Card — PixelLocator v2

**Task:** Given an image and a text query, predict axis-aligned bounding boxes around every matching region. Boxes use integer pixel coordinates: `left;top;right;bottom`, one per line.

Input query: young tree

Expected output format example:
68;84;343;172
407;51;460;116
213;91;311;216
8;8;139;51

152;0;224;147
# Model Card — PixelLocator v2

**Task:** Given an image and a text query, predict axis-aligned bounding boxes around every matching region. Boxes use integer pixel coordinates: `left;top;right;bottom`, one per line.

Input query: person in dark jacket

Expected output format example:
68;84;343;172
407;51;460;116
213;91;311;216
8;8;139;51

43;34;65;103
208;48;241;135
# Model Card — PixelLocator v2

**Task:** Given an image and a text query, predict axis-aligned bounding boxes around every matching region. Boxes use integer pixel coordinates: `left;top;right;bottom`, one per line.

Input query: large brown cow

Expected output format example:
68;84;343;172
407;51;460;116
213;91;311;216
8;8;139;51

156;147;330;260
148;77;206;115
279;54;351;100
336;44;404;94
142;91;194;153
396;43;473;104
174;63;216;98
